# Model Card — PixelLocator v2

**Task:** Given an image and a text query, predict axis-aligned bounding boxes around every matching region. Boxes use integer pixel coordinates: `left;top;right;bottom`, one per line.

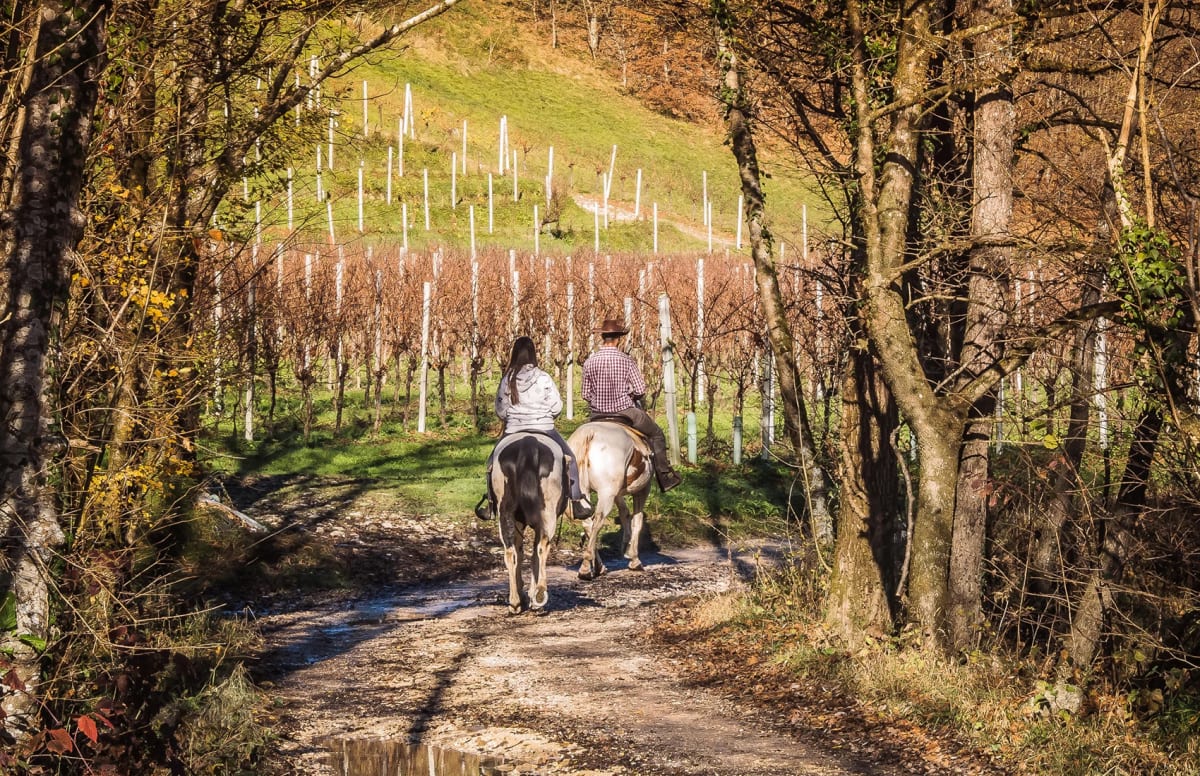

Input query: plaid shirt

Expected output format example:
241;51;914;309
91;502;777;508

582;345;647;415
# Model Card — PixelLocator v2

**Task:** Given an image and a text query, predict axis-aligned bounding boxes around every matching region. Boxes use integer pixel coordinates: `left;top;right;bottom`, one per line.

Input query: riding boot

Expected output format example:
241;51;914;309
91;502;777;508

647;436;683;492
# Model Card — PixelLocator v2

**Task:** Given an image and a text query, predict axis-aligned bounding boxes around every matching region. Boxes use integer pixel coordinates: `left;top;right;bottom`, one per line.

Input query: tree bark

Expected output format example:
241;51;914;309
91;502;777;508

946;0;1015;651
714;8;833;543
0;0;109;738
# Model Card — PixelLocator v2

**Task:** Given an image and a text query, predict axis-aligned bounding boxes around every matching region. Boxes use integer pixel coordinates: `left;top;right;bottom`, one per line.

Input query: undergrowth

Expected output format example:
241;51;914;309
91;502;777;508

708;557;1200;776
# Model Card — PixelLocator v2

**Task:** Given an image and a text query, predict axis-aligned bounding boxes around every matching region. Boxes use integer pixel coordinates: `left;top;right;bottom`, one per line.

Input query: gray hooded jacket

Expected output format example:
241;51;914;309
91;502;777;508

495;364;563;432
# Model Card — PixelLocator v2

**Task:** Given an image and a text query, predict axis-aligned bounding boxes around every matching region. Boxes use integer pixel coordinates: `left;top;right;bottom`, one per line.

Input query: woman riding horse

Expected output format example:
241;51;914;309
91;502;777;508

476;336;594;521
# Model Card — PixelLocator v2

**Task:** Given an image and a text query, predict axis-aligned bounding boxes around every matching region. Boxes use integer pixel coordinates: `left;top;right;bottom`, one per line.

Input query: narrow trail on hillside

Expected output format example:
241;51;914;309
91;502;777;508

253;540;878;776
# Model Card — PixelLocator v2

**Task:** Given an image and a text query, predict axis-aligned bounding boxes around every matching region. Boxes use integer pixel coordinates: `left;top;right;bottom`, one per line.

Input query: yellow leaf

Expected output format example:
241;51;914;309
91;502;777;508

1042;434;1059;449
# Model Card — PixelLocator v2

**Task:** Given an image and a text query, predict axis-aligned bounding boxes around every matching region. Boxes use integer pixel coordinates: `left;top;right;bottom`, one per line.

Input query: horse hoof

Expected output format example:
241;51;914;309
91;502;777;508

628;560;643;572
508;605;523;615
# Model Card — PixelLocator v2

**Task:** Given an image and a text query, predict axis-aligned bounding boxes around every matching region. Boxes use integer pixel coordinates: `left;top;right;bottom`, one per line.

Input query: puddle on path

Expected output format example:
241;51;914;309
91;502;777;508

324;737;511;775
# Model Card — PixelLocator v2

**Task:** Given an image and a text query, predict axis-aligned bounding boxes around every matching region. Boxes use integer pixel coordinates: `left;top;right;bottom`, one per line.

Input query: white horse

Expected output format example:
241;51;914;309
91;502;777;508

490;432;567;613
567;421;654;579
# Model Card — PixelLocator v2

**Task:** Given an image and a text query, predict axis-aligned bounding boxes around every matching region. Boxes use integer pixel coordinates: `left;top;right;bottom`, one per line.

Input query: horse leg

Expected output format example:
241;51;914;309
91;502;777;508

504;521;525;613
529;512;555;611
579;492;610;580
626;489;649;571
615;498;634;561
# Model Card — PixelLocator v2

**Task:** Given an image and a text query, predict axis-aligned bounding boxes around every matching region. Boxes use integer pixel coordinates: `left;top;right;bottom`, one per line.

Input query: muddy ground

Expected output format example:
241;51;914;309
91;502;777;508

223;475;1006;776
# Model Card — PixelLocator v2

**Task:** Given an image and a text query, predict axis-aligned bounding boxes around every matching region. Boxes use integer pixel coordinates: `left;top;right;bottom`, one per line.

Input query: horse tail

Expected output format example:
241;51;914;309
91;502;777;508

567;425;595;493
496;436;559;523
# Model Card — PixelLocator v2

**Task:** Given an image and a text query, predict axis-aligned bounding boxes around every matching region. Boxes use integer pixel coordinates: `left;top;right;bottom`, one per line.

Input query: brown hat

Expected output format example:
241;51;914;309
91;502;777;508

597;318;629;336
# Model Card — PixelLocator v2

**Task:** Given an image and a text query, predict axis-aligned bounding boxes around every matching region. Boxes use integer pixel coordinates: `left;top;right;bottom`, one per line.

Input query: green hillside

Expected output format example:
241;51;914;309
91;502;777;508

235;4;820;257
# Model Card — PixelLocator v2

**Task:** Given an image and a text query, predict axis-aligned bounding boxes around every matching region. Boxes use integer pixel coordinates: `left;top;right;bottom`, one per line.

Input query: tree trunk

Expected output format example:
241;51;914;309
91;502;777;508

946;0;1015;651
825;345;901;643
0;0;109;738
714;10;833;542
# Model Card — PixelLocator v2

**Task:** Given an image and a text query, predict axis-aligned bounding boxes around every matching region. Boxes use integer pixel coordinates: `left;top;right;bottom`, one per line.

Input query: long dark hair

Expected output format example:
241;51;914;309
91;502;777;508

505;336;538;405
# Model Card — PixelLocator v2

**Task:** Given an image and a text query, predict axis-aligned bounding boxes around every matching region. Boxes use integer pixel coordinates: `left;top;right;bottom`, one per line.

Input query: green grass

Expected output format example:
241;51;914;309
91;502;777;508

204;364;804;545
228;3;826;257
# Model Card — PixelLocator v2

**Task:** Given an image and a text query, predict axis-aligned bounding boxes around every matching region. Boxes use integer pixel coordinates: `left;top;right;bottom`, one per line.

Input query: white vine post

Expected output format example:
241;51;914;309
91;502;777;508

653;202;659;254
469;205;476;259
287;168;294;231
423;168;430;229
659;293;681;466
588;262;596;353
702;170;708;226
404;83;414;138
244;245;257;442
511;270;521;336
418;281;431;433
761;349;775;459
328;114;335;170
566;282;576;419
635;168;642;219
451;153;458;208
498;115;507;173
697;258;706;403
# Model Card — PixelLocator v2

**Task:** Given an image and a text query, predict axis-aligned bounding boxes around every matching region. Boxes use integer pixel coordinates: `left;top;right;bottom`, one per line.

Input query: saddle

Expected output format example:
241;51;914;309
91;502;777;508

585;415;650;446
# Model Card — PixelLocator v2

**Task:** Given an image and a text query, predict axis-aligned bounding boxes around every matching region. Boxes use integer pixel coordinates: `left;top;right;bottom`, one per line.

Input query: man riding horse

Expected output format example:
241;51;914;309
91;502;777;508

582;319;682;492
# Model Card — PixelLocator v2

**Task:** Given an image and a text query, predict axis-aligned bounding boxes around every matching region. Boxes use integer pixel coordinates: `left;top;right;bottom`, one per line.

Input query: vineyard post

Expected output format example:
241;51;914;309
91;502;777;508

686;412;697;464
702;170;708;226
697;258;705;405
659;293;681;466
544;257;553;365
451;152;458;208
242;175;248;201
287;168;294;231
402;202;409;250
732;416;743;464
761;349;775;459
404;82;414;138
387;148;393;205
635;168;642;218
567;282;575;420
245;250;257;442
373;268;384;432
588;262;596;353
469;205;476;259
653;202;658;254
418;281;431;433
326;200;335;245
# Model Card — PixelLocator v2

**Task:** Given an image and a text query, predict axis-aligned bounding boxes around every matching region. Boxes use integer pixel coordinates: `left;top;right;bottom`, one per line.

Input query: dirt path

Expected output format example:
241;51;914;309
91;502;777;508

252;536;881;776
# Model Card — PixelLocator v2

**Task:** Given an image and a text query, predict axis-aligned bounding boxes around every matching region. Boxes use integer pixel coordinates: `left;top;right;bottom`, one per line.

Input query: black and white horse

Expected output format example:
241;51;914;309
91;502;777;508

567;421;654;580
490;431;567;613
